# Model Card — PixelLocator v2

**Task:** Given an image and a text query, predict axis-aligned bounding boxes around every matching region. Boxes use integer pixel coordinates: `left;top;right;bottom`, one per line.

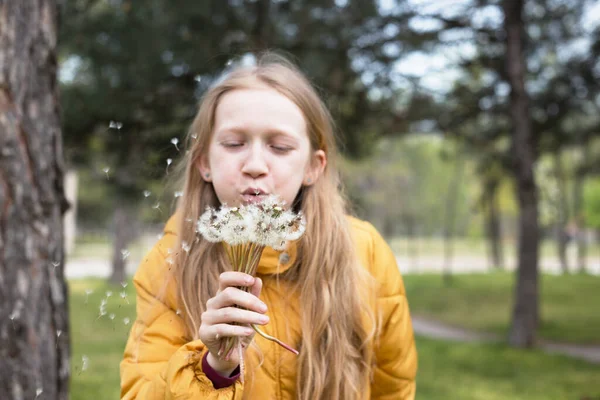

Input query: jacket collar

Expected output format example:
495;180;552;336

165;214;297;275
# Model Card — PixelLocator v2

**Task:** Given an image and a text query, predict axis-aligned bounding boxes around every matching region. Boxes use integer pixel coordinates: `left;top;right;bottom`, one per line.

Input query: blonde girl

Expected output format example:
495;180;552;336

120;53;417;399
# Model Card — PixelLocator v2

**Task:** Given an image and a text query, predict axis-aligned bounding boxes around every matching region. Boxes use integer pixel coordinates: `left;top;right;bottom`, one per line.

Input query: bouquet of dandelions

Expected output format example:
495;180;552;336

197;195;305;374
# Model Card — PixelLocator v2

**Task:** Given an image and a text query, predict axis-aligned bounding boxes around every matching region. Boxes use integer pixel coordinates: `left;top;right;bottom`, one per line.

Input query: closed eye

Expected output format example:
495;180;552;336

271;145;293;153
222;142;244;148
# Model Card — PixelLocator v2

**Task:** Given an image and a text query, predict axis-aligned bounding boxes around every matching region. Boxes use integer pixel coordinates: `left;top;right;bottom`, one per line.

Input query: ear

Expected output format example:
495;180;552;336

303;150;327;186
195;154;212;182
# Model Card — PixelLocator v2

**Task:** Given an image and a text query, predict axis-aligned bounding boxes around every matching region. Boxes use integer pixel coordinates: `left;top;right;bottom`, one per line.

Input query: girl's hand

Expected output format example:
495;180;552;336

199;272;268;376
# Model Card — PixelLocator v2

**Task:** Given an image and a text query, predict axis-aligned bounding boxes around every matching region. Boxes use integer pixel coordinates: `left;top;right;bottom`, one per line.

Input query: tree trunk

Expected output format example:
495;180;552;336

251;0;271;51
109;205;137;285
443;150;465;283
553;150;570;274
485;179;504;270
403;214;419;271
0;1;70;398
503;0;540;348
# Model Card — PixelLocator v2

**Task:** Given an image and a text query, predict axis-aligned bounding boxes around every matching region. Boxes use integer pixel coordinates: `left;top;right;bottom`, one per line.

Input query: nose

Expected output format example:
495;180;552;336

241;142;268;179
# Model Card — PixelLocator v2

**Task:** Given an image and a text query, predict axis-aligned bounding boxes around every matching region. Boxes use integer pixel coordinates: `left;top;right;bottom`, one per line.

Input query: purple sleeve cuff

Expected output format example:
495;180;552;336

201;351;240;389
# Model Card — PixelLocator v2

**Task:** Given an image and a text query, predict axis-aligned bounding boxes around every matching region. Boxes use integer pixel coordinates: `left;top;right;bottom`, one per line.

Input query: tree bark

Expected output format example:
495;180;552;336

484;178;504;270
503;0;540;348
0;1;70;398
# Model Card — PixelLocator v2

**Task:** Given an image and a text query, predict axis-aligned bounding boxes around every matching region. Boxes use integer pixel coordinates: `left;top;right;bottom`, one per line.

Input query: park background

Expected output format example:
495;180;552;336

2;0;600;399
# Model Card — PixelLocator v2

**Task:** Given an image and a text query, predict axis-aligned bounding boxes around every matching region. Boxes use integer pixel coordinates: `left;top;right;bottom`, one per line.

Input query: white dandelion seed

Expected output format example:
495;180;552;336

123;317;131;325
81;355;89;372
171;137;179;151
109;121;123;130
102;167;110;179
143;190;151;198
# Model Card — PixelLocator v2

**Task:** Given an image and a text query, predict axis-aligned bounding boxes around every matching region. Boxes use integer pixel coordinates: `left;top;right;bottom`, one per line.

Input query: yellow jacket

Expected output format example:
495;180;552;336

120;215;417;399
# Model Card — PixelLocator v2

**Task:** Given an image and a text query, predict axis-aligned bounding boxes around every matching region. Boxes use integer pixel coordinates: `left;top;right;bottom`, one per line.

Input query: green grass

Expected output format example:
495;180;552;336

69;276;600;399
404;272;600;344
415;336;600;400
69;278;137;400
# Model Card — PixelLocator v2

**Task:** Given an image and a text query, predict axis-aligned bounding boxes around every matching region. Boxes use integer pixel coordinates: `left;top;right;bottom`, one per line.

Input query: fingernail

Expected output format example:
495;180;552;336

245;277;254;284
259;303;267;312
260;315;269;323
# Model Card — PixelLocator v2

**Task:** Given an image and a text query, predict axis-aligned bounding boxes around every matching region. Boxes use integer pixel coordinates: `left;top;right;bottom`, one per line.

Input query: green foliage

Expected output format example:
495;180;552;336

404;272;600;344
584;177;600;228
342;134;476;237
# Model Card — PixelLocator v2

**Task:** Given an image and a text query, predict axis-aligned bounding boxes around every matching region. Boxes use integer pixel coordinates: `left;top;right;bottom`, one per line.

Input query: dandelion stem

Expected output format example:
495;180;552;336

251;324;299;355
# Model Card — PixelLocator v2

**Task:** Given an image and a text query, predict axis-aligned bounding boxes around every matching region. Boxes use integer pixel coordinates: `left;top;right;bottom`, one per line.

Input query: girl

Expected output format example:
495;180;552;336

120;53;417;399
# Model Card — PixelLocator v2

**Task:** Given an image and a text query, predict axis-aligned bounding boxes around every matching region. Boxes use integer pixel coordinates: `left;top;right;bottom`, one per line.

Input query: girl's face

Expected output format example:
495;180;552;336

198;86;326;208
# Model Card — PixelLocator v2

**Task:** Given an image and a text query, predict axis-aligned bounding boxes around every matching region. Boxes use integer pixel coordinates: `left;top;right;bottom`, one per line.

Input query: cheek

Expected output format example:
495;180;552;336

272;158;307;199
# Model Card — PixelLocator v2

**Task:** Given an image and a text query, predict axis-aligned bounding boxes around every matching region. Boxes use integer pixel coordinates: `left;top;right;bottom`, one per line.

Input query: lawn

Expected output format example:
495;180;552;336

69;277;600;399
403;271;600;344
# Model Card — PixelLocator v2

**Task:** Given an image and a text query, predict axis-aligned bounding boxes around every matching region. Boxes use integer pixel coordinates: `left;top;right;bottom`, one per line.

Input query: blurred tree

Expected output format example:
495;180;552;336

59;0;426;280
0;1;70;398
503;0;539;348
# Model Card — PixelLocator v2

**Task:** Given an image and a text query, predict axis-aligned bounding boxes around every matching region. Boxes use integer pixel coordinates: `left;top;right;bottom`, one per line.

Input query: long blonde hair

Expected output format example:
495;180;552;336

173;53;378;399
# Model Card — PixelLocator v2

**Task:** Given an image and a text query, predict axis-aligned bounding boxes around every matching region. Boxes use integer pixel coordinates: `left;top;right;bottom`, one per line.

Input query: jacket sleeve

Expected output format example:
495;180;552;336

120;238;244;400
369;228;418;400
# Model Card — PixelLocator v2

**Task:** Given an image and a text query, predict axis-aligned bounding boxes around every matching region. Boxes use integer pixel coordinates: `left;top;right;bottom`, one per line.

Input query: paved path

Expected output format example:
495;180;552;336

411;315;600;364
65;254;600;279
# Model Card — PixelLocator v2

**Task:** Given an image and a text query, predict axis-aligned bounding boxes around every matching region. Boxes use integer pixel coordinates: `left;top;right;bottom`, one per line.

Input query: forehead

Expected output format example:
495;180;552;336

213;87;308;139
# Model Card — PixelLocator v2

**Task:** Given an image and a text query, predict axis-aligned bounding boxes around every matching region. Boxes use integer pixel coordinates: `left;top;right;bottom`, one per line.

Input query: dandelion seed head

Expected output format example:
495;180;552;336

81;355;89;371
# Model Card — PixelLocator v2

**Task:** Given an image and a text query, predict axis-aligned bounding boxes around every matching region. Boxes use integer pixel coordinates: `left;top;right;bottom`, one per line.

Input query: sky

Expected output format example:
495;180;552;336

60;0;600;92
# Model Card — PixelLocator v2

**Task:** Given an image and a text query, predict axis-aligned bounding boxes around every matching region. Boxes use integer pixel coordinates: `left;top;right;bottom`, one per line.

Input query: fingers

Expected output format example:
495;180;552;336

208;324;255;339
208;287;268;313
203;306;269;326
250;277;263;299
218;272;256;292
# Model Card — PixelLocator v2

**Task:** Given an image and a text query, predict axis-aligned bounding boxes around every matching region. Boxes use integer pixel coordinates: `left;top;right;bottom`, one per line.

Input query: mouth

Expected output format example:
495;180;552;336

240;188;268;204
